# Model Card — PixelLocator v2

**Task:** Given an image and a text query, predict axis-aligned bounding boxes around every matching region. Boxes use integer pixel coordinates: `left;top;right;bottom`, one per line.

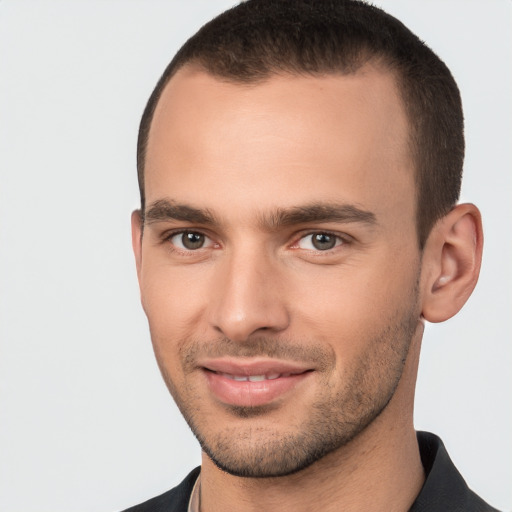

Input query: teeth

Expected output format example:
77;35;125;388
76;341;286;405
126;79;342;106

248;375;265;382
219;372;284;381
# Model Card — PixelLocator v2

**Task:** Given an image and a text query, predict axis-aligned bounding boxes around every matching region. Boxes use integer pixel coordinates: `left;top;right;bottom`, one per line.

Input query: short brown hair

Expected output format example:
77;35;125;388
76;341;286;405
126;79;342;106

137;0;464;248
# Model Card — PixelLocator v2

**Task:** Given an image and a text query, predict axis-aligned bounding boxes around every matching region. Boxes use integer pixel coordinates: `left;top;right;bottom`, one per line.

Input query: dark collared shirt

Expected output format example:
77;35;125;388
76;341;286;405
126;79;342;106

410;432;499;512
122;431;500;512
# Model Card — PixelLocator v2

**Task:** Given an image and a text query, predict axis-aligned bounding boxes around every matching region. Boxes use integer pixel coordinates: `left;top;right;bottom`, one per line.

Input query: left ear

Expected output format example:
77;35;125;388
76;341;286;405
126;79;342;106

420;203;483;323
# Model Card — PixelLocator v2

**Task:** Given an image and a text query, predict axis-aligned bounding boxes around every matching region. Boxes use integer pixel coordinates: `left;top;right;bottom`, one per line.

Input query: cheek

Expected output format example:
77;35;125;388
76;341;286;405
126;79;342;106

140;263;210;353
288;252;419;346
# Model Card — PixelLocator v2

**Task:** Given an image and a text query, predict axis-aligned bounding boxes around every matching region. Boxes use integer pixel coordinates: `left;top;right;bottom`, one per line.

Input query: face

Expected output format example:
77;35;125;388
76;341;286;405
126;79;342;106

133;65;423;477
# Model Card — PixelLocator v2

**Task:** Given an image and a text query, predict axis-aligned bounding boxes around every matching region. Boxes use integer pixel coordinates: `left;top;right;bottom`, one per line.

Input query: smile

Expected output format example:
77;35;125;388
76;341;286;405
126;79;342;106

216;372;295;382
199;360;313;408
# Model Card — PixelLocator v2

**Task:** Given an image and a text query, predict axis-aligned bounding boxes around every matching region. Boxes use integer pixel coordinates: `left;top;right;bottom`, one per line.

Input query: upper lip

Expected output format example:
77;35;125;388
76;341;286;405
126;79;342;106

198;357;312;376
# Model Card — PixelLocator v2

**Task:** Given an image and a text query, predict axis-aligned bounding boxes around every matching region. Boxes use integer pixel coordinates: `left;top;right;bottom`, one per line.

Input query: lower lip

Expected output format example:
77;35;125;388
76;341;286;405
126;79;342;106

204;370;311;407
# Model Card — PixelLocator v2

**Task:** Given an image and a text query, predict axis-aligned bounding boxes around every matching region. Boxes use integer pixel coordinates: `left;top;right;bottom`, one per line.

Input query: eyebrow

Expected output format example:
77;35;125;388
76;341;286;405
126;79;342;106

261;202;377;230
144;199;376;229
145;199;217;225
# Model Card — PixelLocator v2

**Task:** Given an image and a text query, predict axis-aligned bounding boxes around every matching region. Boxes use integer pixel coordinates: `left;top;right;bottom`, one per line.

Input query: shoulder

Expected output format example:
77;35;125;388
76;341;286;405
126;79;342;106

410;432;500;512
120;467;200;512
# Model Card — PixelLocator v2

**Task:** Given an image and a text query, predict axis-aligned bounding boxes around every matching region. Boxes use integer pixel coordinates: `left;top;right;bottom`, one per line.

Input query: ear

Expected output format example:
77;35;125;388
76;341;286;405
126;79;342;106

420;203;483;323
131;210;143;280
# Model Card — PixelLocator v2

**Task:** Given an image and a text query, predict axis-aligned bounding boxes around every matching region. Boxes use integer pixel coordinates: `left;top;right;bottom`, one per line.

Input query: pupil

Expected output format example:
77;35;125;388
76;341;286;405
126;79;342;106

312;233;336;250
182;232;204;249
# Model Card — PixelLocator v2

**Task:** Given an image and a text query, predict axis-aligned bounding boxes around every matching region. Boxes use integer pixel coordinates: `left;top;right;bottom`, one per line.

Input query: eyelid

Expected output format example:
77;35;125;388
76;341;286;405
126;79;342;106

159;227;351;253
162;228;218;251
290;230;351;251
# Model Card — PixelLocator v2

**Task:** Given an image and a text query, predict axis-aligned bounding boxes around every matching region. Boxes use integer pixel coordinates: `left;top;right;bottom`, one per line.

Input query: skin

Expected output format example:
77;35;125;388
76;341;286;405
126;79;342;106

132;63;483;511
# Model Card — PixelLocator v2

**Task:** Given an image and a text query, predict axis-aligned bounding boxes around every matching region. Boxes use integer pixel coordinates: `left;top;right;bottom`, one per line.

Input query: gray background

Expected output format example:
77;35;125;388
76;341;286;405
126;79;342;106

1;1;510;511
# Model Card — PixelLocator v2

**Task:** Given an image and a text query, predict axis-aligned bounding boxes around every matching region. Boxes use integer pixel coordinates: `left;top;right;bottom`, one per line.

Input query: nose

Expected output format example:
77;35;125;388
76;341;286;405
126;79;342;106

207;248;290;342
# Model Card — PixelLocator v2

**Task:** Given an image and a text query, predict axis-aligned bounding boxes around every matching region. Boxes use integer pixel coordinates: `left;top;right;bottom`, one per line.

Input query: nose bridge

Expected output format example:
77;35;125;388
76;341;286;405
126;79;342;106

208;243;289;342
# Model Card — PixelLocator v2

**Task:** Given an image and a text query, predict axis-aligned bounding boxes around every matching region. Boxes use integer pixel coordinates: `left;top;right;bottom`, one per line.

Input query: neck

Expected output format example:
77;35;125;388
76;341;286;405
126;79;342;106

199;326;425;512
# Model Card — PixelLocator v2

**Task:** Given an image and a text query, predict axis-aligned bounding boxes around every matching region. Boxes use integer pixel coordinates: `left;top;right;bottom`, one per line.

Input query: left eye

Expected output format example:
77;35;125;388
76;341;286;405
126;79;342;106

169;231;212;250
297;233;343;251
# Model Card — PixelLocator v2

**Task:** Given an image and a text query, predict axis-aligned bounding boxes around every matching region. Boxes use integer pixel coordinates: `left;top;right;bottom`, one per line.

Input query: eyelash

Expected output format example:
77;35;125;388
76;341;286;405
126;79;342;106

291;231;349;252
161;229;350;254
162;230;217;254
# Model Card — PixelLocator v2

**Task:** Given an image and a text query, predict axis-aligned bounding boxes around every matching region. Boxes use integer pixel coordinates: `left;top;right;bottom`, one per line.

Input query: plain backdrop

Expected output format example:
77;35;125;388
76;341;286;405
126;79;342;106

0;1;510;511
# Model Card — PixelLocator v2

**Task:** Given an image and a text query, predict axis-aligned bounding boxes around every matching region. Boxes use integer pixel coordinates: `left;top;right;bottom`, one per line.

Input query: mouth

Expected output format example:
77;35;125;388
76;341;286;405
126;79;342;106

213;371;300;382
199;359;313;408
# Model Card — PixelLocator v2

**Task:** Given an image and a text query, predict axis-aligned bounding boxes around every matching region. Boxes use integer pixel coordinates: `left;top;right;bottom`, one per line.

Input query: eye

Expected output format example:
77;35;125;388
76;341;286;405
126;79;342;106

296;232;344;251
169;231;212;250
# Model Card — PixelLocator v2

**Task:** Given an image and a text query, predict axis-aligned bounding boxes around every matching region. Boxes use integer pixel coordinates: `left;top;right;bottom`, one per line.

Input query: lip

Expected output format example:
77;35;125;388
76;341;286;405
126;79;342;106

200;357;313;407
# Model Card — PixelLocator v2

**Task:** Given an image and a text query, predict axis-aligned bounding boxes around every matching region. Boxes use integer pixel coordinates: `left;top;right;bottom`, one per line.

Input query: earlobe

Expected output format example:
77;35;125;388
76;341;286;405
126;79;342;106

421;203;483;323
131;210;143;279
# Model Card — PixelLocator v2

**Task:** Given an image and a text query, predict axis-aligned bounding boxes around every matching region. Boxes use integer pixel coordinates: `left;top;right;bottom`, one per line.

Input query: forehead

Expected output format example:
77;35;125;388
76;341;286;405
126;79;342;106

144;65;415;226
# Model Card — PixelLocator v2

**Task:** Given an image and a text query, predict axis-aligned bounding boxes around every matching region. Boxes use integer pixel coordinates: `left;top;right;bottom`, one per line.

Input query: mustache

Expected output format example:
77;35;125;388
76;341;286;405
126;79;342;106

180;336;336;372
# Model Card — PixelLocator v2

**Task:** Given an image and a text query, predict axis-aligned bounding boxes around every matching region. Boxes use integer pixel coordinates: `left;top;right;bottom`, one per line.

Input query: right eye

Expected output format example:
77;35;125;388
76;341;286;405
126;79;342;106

169;231;213;251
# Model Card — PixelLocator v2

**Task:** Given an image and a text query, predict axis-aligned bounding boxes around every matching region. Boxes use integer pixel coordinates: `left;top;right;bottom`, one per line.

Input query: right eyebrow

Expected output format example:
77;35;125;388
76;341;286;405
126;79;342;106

144;199;217;225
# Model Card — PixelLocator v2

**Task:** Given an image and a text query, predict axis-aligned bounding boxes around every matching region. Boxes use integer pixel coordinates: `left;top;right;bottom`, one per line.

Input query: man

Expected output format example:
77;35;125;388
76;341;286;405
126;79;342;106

126;0;497;510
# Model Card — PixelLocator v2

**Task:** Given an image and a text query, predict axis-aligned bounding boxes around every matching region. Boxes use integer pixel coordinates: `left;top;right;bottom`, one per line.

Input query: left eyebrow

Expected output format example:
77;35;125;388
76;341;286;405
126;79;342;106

260;202;377;230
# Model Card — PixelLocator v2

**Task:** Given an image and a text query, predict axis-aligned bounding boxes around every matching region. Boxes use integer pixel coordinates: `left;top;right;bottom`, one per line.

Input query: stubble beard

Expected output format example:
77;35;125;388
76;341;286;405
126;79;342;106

154;290;420;478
